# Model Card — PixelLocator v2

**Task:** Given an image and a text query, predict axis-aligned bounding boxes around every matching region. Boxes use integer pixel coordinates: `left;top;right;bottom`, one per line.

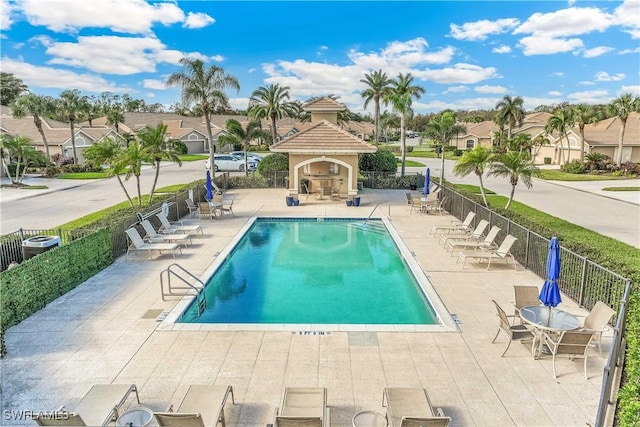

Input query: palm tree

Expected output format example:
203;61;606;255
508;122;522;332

545;108;574;165
0;134;46;184
217;119;269;176
111;139;148;206
385;73;425;176
83;138;134;206
106;105;125;134
607;93;640;167
248;84;300;146
571;104;601;161
360;69;392;144
495;95;525;141
488;151;540;210
166;57;240;173
425;110;466;184
453;146;493;206
11;93;55;160
57;89;88;164
137;123;182;201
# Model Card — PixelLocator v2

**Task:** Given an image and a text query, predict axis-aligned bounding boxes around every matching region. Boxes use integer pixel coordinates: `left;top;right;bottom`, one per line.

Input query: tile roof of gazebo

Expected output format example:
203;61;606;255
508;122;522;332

302;97;347;112
270;120;376;154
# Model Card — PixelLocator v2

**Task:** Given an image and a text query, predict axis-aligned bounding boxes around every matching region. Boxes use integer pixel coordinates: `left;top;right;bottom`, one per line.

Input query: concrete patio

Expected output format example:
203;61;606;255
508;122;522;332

1;189;605;426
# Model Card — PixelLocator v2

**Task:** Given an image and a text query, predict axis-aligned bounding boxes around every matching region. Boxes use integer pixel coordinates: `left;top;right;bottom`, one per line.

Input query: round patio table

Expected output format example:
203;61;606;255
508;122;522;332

520;305;582;358
116;407;154;427
352;410;387;427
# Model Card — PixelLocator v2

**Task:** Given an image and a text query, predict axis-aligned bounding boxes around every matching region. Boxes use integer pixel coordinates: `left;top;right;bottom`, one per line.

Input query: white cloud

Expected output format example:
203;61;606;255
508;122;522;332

614;0;640;36
210;54;224;62
142;79;167;90
474;85;507;94
579;81;596;86
183;12;215;29
229;97;250;111
619;47;640;54
513;6;613;38
248;68;256;74
0;57;128;92
443;86;468;94
449;18;520;41
0;0;16;31
548;90;562;96
18;0;185;34
620;85;640;96
517;35;583;55
413;63;500;84
553;72;564;77
492;45;512;54
567;89;611;104
582;46;614;58
595;72;625;82
347;39;455;70
145;92;155;98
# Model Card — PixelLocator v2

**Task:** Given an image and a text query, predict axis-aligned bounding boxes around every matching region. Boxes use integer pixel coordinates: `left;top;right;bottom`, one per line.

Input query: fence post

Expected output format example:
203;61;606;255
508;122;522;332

524;229;531;269
578;257;588;306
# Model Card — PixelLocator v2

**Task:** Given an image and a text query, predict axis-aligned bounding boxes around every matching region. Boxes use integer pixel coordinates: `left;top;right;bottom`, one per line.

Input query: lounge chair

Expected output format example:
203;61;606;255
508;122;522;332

124;228;181;259
141;219;192;247
198;202;217;220
439;219;489;246
580;301;615;357
274;387;330;427
32;384;140;426
445;225;501;255
382;387;450;427
156;213;204;236
429;211;475;236
542;330;595;379
491;300;534;357
457;234;518;270
185;198;199;218
154;385;235;427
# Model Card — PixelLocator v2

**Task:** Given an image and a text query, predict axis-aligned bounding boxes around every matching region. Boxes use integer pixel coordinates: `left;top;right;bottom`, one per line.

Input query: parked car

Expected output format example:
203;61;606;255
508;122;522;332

230;151;264;163
205;154;256;172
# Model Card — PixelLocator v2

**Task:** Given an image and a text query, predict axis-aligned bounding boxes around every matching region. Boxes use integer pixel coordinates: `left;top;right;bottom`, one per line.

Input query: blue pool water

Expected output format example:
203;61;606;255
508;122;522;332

179;218;438;324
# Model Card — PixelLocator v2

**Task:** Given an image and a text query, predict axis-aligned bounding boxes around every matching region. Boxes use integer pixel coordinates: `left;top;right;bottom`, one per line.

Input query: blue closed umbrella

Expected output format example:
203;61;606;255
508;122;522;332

423;167;431;195
205;170;214;201
539;237;562;307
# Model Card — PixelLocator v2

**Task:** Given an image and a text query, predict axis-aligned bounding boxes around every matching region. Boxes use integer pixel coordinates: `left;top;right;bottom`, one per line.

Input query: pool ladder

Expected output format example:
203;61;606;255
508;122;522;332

160;263;207;317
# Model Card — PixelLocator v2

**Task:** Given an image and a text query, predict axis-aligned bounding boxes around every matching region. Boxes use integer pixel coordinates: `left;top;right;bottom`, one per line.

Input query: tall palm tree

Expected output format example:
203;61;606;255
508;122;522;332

217;119;269;176
11;93;55;160
248;84;300;146
106;105;125;134
111;139;148;206
360;69;392;144
495;95;525;141
138;123;182;201
57;89;88;164
83;138;134;206
166;57;240;173
571;104;601;161
545;108;574;165
453;146;493;206
385;73;425;176
425;110;466;184
607;93;640;167
488;151;540;210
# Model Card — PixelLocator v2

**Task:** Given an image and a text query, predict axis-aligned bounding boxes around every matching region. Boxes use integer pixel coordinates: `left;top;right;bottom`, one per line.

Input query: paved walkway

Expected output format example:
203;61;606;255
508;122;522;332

1;190;604;426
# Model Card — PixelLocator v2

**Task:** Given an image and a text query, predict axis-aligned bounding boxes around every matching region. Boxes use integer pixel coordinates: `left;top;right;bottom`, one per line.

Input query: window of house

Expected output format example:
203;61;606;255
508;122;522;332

466;139;475;149
329;163;339;174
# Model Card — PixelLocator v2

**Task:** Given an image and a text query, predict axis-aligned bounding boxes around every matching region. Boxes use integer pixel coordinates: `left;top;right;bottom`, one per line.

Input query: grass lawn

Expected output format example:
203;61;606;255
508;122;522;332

538;170;632;181
58;172;110;179
602;186;640;192
452;184;496;195
178;154;208;162
400;160;425;167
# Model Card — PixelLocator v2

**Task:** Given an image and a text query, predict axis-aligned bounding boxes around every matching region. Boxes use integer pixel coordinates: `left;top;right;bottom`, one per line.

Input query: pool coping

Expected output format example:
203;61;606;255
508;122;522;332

159;216;459;333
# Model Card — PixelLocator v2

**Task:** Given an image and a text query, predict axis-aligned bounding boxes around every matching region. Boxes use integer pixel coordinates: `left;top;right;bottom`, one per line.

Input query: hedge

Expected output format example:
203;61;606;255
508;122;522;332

0;228;114;356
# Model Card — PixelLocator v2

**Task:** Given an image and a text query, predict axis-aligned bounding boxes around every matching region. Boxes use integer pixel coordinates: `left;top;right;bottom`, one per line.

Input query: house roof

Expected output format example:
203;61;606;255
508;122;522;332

270;120;376;154
302;97;346;112
459;121;499;139
583;112;640;146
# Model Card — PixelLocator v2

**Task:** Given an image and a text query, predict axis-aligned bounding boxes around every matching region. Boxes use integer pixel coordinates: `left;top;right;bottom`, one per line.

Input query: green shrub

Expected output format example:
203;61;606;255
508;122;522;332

359;150;397;172
454;149;463;156
228;174;269;188
560;159;586;174
406;146;413;153
257;153;288;173
6;164;27;176
44;165;61;177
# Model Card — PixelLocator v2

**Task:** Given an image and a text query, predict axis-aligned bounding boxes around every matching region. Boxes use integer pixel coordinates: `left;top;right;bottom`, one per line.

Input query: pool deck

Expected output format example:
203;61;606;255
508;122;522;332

1;189;605;426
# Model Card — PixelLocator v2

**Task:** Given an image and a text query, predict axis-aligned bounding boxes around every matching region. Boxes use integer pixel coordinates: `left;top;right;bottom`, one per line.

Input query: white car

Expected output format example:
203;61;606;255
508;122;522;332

205;155;257;172
230;151;263;163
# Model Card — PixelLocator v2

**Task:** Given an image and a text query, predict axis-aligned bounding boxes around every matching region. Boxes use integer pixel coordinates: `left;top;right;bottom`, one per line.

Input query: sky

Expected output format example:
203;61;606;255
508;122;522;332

1;0;639;115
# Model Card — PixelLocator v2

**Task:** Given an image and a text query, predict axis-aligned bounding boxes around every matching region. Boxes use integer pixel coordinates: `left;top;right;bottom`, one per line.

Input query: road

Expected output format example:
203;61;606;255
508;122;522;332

1;156;639;247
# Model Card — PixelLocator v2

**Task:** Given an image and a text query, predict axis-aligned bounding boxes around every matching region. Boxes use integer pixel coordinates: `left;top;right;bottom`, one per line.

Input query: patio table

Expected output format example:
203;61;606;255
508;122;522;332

520;305;581;358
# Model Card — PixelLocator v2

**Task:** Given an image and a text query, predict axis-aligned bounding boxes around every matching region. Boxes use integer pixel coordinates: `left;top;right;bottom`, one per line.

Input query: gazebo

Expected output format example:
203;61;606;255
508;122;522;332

270;97;376;199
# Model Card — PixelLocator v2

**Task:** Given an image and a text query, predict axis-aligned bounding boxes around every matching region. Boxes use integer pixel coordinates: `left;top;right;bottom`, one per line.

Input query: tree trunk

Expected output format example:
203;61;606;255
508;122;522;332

70;120;78;164
400;116;406;177
116;174;134;207
34;116;51;160
565;132;571;162
579;125;585;161
478;173;488;207
148;159;161;202
135;174;142;206
374;97;380;144
271;114;278;147
505;185;516;209
616;120;627;167
204;111;216;174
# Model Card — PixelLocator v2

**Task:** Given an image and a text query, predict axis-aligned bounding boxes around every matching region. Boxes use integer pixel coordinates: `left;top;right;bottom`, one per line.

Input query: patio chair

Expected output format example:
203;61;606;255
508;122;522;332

512;285;540;323
382;387;450;427
212;181;225;195
124;228;181;259
542;330;595;379
491;300;534;357
219;196;235;217
457;234;518;270
156;213;204;236
439;219;489;246
429;211;475;236
426;196;447;215
154;385;235;427
140;219;192;247
185;198;199;218
445;225;501;255
32;384;140;426
274;387;330;427
405;192;413;205
198;202;217;220
580;301;615;357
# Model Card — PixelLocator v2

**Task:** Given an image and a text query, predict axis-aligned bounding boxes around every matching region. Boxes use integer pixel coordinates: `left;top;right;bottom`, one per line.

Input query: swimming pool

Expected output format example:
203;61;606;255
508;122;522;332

164;217;457;332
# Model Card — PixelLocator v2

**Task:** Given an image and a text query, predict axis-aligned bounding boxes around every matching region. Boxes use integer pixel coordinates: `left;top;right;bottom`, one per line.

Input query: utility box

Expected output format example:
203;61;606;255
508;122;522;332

22;235;62;260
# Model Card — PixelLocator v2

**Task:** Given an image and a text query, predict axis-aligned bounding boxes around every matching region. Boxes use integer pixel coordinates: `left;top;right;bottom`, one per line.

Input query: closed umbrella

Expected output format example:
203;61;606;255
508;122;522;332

539;237;562;308
205;170;214;201
423;167;431;195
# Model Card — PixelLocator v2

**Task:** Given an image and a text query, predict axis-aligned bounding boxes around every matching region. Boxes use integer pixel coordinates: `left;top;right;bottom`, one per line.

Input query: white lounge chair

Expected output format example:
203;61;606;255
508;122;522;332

275;387;330;427
124;228;181;259
156;213;204;237
32;384;140;426
430;211;475;236
439;219;489;246
458;234;518;270
445;225;501;255
154;385;235;427
141;219;192;247
382;387;450;427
